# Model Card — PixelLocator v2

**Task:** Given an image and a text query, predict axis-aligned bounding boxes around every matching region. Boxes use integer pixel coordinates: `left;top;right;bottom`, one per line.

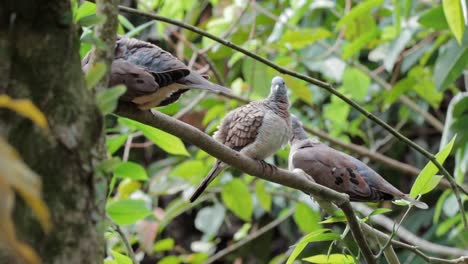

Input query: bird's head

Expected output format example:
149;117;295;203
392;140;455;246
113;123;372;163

290;115;309;142
269;76;288;98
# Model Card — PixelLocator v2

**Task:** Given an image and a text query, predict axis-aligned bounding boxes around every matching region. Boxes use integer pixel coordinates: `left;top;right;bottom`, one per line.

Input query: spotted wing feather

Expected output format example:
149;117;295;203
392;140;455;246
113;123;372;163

215;102;266;151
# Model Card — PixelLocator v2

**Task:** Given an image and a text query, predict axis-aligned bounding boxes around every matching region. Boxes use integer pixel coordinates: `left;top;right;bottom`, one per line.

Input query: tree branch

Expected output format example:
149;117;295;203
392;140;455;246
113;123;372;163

87;0;119;92
113;6;467;226
115;104;376;264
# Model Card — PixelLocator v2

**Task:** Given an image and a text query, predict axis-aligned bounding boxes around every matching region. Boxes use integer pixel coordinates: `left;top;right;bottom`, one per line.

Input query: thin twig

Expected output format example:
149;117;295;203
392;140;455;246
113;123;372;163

108;218;138;264
205;209;294;264
112;6;468;226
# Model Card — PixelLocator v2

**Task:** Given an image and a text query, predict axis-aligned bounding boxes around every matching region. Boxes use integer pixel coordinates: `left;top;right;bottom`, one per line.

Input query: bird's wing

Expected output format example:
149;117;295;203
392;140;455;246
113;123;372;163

110;59;159;101
215;102;266;150
291;141;399;201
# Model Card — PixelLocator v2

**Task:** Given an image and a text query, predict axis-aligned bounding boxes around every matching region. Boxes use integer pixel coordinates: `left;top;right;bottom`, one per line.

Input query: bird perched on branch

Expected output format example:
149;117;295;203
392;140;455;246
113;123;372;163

189;76;292;202
288;116;428;209
82;35;231;109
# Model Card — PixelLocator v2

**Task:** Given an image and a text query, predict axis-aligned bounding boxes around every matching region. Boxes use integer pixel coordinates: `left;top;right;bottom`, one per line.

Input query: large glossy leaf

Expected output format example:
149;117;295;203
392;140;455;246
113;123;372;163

442;0;465;44
118;118;189;156
434;40;468;91
418;5;449;30
221;179;253;221
410;135;456;197
96;85;126;115
293;202;322;233
114;161;148;181
106;199;153;225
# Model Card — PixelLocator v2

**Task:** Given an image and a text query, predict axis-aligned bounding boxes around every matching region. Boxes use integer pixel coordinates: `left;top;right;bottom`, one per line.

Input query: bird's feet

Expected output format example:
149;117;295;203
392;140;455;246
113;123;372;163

256;160;276;176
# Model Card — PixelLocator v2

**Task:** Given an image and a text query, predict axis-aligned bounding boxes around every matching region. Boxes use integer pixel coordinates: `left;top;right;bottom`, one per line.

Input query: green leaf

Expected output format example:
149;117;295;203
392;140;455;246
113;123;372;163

418;5;449;30
118;15;135;30
336;0;383;29
158;256;181;264
242;58;273;98
221;179;253;221
114;161;148;181
341;67;370;101
286;229;339;264
106;134;128;155
111;250;132;264
78;14;106;27
442;0;465;44
284;75;313;105
118;118;189;156
194;203;225;235
410;135;457;197
170;160;207;184
293;202;322;233
255;181;272;212
125;21;156;38
433;189;452;223
436;213;467;236
97;157;122;173
85;62;107;89
434;40;468;91
280;28;331;49
303;254;354;263
96;85;126;115
153;238;175;252
343;27;380;60
368;208;392;217
106;199;153;225
74;1;96;22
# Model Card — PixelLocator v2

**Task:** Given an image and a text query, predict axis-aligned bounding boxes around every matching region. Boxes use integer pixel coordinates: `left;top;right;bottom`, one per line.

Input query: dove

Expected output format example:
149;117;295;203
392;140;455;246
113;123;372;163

189;76;292;202
82;35;231;109
288;116;428;209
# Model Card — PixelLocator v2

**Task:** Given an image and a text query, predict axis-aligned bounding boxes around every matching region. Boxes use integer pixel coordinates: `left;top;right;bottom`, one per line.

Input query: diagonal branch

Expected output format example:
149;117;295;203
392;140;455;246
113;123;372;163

115;104;376;264
113;5;467;228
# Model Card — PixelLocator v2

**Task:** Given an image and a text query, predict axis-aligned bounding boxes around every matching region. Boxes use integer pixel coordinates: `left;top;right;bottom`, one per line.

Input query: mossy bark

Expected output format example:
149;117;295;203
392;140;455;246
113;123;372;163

0;1;106;263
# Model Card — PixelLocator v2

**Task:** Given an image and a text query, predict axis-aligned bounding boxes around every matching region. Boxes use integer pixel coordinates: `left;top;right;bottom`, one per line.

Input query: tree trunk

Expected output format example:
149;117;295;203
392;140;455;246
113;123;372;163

0;1;106;263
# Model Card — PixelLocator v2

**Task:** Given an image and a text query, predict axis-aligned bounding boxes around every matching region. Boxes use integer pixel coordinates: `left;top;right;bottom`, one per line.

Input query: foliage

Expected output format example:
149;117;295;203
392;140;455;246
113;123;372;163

0;96;51;264
73;0;468;263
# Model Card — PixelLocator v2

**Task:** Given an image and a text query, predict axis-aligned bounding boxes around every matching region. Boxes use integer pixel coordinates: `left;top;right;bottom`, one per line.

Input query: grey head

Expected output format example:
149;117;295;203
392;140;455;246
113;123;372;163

268;76;288;100
290;115;309;142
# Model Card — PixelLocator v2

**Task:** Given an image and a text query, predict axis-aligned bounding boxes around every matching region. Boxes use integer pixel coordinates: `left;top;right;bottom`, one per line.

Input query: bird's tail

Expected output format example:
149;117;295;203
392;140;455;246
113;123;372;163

189;161;226;203
402;195;428;209
184;72;232;94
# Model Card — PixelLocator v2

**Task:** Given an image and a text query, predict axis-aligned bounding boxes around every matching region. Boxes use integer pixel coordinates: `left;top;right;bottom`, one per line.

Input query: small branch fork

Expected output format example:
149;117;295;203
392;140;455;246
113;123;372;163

112;4;467;228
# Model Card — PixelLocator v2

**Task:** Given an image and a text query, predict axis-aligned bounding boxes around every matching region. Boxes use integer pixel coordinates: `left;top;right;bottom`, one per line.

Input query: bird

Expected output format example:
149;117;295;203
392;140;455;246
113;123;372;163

189;76;292;203
288;116;428;209
82;35;232;109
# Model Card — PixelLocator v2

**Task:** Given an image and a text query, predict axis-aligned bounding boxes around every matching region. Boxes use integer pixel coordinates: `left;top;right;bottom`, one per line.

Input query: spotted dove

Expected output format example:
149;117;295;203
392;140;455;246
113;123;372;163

82;35;231;109
288;116;428;209
189;76;292;202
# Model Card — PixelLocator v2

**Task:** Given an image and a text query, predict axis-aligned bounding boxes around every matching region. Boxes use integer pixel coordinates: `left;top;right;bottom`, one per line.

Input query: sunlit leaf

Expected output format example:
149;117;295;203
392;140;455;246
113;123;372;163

255;181;272;212
114;161;148;181
343;27;380;60
0;95;48;130
106;199;153;225
74;1;96;22
111;250;132;264
410;135;456;197
154;238;175;252
96;85;126;115
442;0;465;44
293;202;321;233
117;179;142;198
78;14;106;27
341;67;370;101
336;0;383;29
118;118;189;156
85;62;107;89
303;254;354;263
106;134;128;155
280;28;331;49
286;229;339;264
221;179;253;221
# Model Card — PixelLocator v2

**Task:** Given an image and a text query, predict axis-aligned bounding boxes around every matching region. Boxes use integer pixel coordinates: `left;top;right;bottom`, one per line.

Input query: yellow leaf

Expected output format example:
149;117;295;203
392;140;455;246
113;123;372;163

0;95;48;130
0;137;52;264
